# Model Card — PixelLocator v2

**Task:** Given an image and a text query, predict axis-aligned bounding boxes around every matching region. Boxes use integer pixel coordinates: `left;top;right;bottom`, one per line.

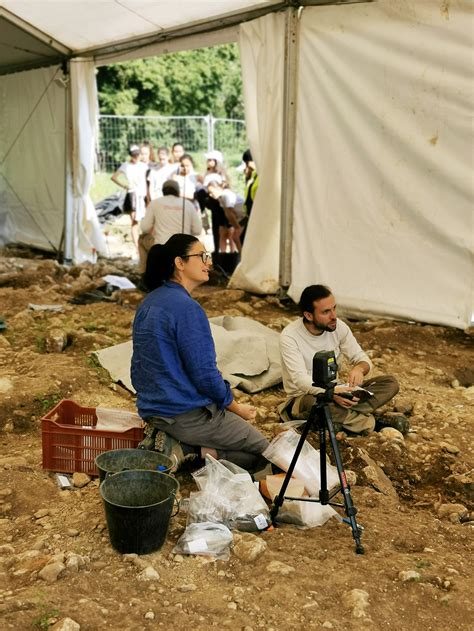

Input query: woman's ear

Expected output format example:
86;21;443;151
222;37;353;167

174;256;185;272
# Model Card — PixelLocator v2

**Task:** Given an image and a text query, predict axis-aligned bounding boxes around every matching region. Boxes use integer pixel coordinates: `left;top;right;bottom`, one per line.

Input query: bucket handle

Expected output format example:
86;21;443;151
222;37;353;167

171;495;180;518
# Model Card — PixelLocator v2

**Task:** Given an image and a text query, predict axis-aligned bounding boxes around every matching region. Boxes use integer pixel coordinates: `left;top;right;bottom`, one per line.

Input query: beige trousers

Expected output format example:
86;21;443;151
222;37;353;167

137;233;155;273
278;375;399;434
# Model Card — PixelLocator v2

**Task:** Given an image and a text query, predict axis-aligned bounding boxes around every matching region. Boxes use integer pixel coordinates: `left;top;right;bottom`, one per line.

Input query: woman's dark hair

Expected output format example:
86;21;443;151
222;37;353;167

180;153;195;166
143;234;199;291
299;284;332;321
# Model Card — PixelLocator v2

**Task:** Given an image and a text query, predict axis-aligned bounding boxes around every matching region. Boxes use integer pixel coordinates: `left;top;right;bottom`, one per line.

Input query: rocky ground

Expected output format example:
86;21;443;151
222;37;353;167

0;244;473;631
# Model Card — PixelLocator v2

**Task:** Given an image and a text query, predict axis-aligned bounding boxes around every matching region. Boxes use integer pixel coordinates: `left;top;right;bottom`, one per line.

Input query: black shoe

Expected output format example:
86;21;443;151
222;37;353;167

375;413;410;435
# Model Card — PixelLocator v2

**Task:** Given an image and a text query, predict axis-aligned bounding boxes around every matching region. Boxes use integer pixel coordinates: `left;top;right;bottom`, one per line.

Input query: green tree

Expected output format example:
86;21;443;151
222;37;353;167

97;44;244;118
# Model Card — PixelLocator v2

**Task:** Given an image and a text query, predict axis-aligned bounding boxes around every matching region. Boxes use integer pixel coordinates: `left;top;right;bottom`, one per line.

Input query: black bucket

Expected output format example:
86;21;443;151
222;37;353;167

100;469;179;554
95;448;173;483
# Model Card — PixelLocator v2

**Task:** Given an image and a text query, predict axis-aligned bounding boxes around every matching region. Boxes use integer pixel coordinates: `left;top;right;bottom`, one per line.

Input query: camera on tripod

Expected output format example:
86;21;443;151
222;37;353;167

312;350;338;389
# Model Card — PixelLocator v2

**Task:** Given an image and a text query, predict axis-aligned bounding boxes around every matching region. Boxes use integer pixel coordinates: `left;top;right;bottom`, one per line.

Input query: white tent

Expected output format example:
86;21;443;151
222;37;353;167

0;1;472;328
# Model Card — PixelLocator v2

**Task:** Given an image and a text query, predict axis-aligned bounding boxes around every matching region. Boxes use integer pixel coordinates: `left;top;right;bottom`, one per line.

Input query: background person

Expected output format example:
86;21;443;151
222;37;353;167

148;147;176;201
207;180;245;253
279;284;410;435
111;144;148;251
173;153;197;200
131;234;269;470
138;179;202;272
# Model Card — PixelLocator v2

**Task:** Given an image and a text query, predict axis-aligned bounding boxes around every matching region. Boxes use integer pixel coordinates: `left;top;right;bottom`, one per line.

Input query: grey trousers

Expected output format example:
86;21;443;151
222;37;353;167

279;375;399;434
146;403;270;470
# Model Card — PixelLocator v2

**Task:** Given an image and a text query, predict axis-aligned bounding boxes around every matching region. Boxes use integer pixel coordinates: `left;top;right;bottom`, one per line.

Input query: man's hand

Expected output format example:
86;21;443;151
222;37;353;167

333;385;359;408
228;401;257;421
348;364;367;387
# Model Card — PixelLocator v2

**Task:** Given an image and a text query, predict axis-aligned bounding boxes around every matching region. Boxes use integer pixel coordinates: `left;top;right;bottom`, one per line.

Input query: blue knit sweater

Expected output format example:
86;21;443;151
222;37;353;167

131;281;232;418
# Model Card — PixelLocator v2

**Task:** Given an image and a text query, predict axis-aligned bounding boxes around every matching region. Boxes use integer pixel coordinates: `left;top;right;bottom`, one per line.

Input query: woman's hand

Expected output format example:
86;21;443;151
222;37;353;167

227;400;257;421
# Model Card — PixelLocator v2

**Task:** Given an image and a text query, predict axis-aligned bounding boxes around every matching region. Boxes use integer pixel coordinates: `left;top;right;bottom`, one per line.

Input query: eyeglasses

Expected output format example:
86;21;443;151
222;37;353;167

181;252;212;264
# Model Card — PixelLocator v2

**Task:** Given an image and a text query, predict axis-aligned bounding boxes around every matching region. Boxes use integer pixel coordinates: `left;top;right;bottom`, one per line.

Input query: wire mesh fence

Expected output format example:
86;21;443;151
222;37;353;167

97;114;247;173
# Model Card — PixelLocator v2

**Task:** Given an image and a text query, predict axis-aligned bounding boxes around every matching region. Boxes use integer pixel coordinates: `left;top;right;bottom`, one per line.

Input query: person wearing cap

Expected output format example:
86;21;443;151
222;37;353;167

137;179;202;272
111;144;148;251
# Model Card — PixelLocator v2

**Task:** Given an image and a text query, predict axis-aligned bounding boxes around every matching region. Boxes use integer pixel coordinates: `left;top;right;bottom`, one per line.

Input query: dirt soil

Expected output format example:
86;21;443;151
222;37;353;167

0;244;473;631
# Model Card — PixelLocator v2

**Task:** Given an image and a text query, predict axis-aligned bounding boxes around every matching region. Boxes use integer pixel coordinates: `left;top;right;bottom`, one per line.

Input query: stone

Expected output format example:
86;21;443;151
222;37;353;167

436;503;468;521
179;584;197;592
137;566;160;581
341;589;370;618
144;611;155;620
232;533;267;562
379;427;405;443
38;561;66;583
66;529;79;537
72;472;91;488
34;509;50;519
345;470;357;486
50;618;81;631
399;570;421;582
0;456;28;467
444;471;474;500
0;377;13;393
439;442;460;455
266;560;295;576
362;464;397;499
45;329;68;353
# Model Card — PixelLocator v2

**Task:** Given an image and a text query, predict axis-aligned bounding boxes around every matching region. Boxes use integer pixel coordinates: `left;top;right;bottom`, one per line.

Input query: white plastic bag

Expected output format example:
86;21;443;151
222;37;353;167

276;500;337;528
190;456;270;532
263;429;339;496
172;522;233;560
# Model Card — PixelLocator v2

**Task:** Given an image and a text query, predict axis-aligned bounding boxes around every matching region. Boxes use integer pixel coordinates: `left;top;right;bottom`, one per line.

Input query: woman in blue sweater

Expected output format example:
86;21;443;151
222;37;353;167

131;234;269;470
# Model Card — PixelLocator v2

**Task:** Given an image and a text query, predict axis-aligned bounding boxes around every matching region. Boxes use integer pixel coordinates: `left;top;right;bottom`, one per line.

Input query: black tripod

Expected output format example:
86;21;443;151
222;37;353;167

270;395;364;554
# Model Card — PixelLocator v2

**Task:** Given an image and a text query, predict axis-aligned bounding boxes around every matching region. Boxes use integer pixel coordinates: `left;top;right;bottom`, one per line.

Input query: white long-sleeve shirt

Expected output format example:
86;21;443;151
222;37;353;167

279;318;372;397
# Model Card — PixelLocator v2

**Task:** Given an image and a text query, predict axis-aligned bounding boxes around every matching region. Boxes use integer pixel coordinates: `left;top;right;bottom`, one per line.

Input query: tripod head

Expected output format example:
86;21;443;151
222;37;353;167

312;350;338;404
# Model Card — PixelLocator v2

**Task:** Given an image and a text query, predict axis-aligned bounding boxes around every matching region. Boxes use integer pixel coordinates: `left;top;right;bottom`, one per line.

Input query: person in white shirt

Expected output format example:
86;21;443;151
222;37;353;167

173;154;197;200
279;284;409;435
148;147;176;201
138;179;202;272
111;144;148;251
207;181;245;253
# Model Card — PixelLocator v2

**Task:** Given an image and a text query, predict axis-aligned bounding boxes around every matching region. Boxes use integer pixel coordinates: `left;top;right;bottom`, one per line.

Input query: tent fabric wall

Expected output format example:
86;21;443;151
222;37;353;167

69;58;107;263
233;1;473;328
230;11;286;294
0;65;66;251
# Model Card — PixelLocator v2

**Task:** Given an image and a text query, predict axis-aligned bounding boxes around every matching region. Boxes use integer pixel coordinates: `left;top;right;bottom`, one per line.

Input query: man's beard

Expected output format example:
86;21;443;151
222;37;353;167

314;320;337;333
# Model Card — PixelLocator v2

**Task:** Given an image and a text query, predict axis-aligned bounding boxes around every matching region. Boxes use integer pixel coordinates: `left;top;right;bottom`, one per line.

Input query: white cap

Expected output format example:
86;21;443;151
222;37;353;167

235;161;246;173
205;150;224;163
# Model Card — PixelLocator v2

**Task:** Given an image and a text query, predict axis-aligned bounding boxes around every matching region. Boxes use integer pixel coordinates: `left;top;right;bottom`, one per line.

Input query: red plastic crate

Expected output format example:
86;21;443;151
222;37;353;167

41;399;144;476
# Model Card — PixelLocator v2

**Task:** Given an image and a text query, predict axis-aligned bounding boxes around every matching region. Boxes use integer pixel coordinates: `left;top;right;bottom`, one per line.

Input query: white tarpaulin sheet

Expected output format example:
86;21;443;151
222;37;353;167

94;316;282;395
0;66;66;251
236;1;473;328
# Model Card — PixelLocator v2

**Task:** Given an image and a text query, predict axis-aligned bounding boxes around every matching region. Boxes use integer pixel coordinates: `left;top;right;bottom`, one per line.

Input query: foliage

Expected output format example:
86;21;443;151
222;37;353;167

34;392;62;414
31;601;60;629
97;44;244;119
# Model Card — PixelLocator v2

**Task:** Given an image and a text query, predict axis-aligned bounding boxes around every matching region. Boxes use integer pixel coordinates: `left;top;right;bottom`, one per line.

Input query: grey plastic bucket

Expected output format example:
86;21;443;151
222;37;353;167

95;448;173;483
100;469;179;554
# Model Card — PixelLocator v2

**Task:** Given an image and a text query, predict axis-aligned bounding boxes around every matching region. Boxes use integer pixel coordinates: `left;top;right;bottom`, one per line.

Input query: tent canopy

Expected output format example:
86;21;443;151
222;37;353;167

0;1;472;329
0;1;293;73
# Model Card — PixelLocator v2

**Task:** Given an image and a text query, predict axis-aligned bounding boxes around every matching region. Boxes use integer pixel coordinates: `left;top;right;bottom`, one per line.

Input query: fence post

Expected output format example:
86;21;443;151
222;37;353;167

206;114;214;152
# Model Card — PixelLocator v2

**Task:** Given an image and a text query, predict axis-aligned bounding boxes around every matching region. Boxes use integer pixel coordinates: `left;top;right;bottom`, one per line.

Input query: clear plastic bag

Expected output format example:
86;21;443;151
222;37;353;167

263;429;339;496
172;522;233;560
189;456;270;532
276;499;337;528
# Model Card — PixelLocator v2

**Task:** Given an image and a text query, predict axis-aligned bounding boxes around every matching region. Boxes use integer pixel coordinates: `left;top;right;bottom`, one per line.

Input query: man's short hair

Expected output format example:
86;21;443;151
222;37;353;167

162;179;180;196
299;285;333;319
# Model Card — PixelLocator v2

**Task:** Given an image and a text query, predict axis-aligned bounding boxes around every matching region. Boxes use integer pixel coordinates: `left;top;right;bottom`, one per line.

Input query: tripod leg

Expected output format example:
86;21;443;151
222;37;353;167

270;409;316;524
322;406;364;554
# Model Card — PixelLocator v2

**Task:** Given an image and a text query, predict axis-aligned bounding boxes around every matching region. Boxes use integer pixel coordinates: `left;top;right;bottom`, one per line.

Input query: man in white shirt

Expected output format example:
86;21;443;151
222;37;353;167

138;179;202;272
279;284;409;435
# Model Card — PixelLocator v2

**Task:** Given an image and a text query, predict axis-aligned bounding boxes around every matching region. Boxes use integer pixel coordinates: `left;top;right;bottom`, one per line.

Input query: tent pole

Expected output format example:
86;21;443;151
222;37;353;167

63;61;74;264
279;6;300;289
